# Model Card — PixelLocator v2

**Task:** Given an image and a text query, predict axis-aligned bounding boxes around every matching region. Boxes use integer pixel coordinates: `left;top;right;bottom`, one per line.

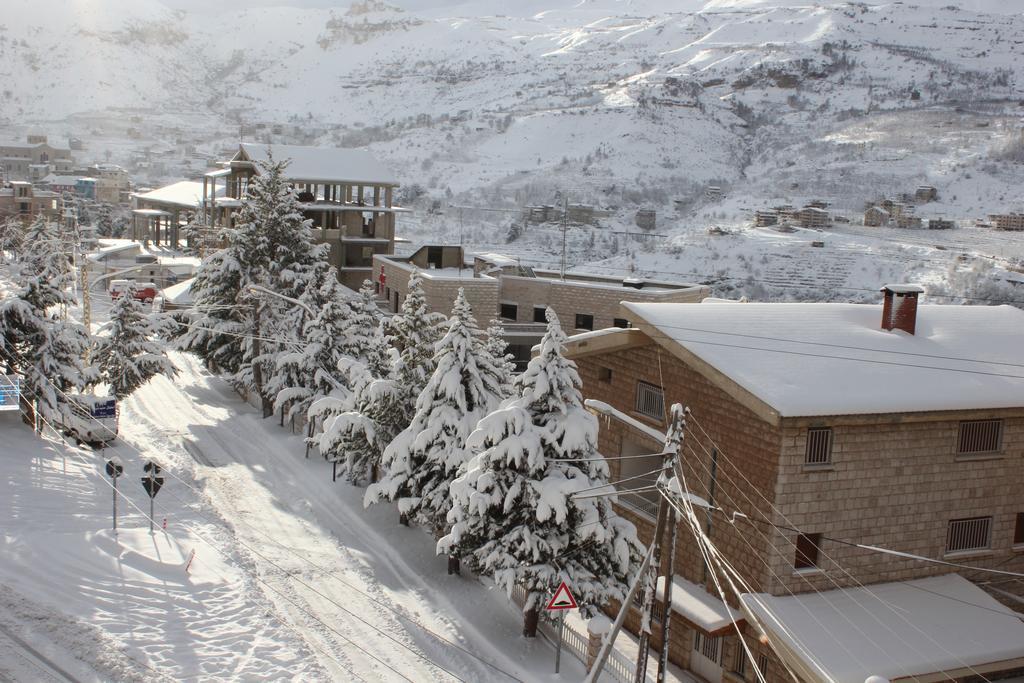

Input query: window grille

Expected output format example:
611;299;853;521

957;420;1003;455
634;381;664;421
499;303;518;321
805;428;833;466
757;653;769;676
946;516;992;553
694;632;721;662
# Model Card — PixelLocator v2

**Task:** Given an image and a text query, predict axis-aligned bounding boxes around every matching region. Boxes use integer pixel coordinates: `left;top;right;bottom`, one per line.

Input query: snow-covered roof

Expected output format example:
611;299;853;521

881;283;925;294
237;143;398;186
162;278;194;305
741;574;1024;683
623;301;1024;418
475;252;519;267
656;575;742;633
133;180;214;209
42;174;88;185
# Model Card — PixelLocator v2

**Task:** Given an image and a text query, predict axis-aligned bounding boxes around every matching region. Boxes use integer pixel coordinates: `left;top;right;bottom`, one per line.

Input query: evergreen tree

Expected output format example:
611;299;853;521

95;283;177;399
0;218;24;263
0;219;90;424
483;318;516;397
366;290;507;534
312;355;404;485
179;153;328;412
386;270;445;424
438;309;643;635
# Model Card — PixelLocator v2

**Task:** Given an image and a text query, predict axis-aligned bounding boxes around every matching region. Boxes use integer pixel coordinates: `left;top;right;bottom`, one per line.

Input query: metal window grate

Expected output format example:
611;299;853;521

635;381;664;421
694;632;721;662
957;420;1003;454
946;516;992;553
805;427;833;465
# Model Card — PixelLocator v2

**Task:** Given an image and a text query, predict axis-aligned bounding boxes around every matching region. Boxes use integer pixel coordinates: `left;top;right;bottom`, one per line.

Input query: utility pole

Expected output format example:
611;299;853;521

250;298;267;417
560;195;568;280
634;405;685;683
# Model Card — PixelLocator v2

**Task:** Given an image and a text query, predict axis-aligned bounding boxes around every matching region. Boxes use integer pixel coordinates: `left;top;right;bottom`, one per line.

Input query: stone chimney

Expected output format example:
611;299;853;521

880;284;924;335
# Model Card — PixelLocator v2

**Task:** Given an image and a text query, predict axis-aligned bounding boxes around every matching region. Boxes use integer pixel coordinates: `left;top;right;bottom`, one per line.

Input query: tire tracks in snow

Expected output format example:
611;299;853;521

0;622;80;683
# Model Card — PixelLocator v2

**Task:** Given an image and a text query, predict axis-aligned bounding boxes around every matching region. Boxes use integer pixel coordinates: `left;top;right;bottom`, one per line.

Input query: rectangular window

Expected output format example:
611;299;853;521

613;317;630;329
957;420;1003;455
634;381;664;421
1015;513;1024;546
694;632;721;663
733;644;747;677
804;427;833;466
533;306;546;323
575;313;594;331
794;533;821;569
757;653;769;676
946;516;992;553
598;367;612;383
499;303;518;321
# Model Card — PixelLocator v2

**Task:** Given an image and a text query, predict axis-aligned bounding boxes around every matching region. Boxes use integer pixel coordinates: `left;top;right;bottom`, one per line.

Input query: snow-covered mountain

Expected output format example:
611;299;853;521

4;0;1024;302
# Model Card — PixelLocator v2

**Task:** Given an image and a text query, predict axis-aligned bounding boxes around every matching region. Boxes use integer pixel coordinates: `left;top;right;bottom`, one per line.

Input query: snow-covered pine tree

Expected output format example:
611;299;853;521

179;153;328;413
312;355;404;485
271;268;359;426
483;318;516;398
366;289;507;536
351;280;391;376
438;308;644;636
95;283;177;399
0;218;90;425
181;204;208;256
0;218;24;263
386;270;445;425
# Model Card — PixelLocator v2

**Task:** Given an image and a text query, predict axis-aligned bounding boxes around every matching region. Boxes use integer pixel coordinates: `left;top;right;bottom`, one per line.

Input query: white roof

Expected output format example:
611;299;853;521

881;283;925;294
741;574;1024;683
475;252;519;267
134;180;217;209
238;143;397;186
162;278;195;305
656;575;742;632
623;301;1024;417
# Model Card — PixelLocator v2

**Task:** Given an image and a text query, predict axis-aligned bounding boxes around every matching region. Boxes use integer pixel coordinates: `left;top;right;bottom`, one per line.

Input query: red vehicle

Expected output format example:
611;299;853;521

109;279;157;303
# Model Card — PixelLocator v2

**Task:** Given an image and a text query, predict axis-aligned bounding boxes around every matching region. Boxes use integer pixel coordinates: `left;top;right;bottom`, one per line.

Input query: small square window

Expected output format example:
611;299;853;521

1014;513;1024;546
575;313;594;331
533;306;546;323
805;427;833;466
634;381;664;421
613;318;630;329
598;367;612;383
499;303;518;321
794;532;821;569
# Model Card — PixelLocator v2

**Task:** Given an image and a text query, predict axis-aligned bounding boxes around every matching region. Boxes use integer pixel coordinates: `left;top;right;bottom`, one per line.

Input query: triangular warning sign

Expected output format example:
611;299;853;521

546;581;578;611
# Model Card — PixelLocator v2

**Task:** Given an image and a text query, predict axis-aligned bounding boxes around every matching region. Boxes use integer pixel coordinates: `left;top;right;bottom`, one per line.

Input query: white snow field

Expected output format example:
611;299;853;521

1;350;589;680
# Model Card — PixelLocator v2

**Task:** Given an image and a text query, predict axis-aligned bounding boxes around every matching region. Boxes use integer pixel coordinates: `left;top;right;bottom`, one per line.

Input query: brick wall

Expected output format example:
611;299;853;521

498;276;707;331
374;256;499;321
769;412;1024;596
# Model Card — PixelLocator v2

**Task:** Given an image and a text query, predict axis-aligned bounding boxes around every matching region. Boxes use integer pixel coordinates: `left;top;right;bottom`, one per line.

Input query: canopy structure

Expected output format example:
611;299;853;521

741;574;1024;683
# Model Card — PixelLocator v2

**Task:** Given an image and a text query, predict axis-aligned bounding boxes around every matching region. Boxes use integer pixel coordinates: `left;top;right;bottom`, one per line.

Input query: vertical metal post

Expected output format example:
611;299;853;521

657;510;679;683
555;610;565;673
112;476;118;532
149;488;155;533
560;196;568;280
702;448;718;585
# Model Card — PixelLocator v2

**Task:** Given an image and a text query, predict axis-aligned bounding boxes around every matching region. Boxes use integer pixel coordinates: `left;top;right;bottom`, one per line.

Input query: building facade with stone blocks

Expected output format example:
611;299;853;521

564;288;1024;683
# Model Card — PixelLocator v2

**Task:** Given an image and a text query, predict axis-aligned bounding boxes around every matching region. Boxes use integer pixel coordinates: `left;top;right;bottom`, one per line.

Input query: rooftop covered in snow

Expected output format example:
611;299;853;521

622;300;1024;420
234;143;398;186
133;180;222;209
741;574;1024;683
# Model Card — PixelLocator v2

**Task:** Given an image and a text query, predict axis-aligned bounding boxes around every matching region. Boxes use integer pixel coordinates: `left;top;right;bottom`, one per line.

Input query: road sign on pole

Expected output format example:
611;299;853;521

547;581;578;673
141;461;164;533
105;458;123;531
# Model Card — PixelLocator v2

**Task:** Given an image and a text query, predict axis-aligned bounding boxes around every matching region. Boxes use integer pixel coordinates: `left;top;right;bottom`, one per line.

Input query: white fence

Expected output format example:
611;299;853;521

509;585;649;683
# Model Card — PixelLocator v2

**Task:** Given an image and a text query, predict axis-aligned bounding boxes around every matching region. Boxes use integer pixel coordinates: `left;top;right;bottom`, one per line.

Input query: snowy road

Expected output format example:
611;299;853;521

117;351;580;681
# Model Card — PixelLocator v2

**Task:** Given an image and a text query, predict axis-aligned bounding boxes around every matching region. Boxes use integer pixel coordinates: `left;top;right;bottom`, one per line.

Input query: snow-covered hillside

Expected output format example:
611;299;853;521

4;0;1024;302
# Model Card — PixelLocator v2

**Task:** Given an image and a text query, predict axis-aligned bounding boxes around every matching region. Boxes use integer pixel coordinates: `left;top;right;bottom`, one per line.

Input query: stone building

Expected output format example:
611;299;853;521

131;180;214;247
863;205;889;227
0;181;61;222
564;287;1024;682
0;135;73;181
989;213;1024;231
374;245;709;370
204;143;403;290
